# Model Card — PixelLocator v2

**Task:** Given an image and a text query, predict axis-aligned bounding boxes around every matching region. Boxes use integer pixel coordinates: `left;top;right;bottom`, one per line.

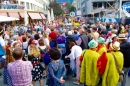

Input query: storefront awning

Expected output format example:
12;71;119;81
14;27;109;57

28;13;42;19
8;12;19;18
0;12;7;16
40;13;46;19
19;12;28;18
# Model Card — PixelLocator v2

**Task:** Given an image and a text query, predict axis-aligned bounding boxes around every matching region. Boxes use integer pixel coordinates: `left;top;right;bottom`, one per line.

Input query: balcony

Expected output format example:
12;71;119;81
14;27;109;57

0;4;24;10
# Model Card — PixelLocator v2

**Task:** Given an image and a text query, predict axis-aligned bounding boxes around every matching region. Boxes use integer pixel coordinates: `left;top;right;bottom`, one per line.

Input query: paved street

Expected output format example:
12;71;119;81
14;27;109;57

0;68;130;86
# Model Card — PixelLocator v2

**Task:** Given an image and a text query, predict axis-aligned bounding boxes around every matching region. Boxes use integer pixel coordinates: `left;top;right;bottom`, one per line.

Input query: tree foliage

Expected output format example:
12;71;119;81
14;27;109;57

66;1;76;13
49;1;64;16
69;6;76;12
66;2;71;10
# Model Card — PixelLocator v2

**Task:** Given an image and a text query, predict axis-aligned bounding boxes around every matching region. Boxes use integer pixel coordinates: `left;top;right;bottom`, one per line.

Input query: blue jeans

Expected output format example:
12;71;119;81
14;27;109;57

121;67;130;86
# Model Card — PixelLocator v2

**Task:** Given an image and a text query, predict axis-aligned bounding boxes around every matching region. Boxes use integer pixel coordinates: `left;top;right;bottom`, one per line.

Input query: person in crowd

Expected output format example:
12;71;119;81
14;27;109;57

65;42;82;85
38;31;42;38
105;31;112;45
66;31;75;55
96;37;107;85
91;26;99;41
34;34;40;47
49;26;57;41
73;30;79;41
43;32;50;47
76;27;89;50
80;39;100;86
18;33;24;42
12;41;21;49
39;39;48;58
49;26;57;48
56;29;66;59
4;31;10;46
3;45;14;86
102;42;124;86
31;31;36;39
28;44;44;86
103;23;112;35
106;34;118;51
7;48;33;86
47;48;66;86
97;37;107;55
118;34;130;86
38;39;48;76
46;27;51;35
26;33;31;43
21;36;28;54
0;28;6;75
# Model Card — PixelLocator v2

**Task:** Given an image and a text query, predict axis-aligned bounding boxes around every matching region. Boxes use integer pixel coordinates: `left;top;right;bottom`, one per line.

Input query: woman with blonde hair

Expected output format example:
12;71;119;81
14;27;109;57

3;46;15;86
28;44;44;86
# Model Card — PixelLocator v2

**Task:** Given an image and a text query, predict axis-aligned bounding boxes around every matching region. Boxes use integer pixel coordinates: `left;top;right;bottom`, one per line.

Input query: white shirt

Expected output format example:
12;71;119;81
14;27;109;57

68;45;82;70
105;36;112;45
33;40;39;47
68;45;82;60
22;42;28;49
0;37;5;47
44;38;49;46
4;34;10;40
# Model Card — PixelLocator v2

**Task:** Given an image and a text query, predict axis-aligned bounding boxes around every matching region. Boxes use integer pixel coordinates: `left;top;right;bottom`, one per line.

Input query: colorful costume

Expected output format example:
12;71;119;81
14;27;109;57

102;52;124;86
80;50;100;86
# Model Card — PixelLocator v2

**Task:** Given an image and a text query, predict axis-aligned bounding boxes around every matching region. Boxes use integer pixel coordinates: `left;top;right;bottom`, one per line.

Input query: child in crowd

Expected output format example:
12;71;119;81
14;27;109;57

47;48;66;86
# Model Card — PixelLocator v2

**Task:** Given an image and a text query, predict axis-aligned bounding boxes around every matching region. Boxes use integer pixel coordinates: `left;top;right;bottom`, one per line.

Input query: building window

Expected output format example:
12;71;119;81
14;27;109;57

30;3;32;10
26;2;29;9
20;1;24;5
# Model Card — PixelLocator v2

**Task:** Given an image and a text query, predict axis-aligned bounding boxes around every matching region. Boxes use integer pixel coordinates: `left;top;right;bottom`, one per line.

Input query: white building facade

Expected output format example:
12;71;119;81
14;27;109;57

0;0;50;25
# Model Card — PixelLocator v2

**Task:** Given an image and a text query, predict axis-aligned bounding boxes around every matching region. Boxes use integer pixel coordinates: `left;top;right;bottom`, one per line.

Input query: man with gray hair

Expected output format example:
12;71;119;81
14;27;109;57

76;27;89;50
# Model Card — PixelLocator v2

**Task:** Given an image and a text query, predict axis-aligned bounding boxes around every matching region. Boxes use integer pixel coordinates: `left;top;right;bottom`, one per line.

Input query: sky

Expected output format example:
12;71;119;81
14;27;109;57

56;0;73;4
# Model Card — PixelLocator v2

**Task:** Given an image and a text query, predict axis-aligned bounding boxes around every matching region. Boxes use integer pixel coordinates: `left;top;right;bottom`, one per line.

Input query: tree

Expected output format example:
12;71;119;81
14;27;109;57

69;6;76;12
49;1;64;16
66;1;71;10
66;1;76;13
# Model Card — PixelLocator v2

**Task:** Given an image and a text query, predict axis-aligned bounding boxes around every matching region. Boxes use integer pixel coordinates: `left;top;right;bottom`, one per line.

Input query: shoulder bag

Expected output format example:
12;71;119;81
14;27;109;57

112;53;124;82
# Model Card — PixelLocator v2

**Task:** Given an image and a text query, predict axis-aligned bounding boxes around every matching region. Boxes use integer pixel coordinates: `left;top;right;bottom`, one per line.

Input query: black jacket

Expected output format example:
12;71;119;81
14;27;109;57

120;41;130;68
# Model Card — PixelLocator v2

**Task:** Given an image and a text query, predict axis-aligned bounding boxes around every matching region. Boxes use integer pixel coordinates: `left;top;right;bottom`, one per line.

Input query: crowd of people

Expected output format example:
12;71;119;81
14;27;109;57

0;20;130;86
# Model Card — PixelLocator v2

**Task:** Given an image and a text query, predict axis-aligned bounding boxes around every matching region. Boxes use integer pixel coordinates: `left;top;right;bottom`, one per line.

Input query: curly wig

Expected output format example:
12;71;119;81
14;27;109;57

6;47;15;66
28;45;40;58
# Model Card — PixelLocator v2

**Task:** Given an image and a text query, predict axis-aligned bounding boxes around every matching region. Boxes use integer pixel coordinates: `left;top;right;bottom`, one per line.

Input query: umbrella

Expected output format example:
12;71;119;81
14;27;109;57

0;16;19;22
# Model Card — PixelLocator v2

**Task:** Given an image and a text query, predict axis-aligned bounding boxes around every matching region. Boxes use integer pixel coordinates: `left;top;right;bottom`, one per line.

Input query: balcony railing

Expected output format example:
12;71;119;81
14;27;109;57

0;4;25;10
